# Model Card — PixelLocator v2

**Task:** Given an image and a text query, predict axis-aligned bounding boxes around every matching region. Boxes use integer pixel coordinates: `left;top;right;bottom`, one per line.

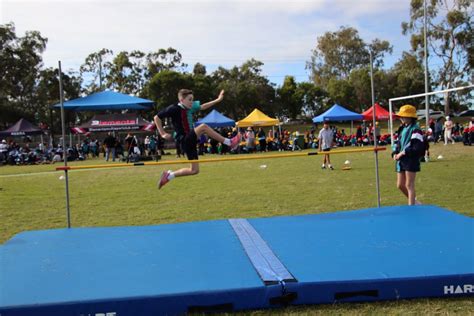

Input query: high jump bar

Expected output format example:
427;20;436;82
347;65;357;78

56;147;386;171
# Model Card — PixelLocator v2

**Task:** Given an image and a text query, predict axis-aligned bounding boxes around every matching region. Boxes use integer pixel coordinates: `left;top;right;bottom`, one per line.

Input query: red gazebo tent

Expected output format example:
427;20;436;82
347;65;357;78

361;103;396;121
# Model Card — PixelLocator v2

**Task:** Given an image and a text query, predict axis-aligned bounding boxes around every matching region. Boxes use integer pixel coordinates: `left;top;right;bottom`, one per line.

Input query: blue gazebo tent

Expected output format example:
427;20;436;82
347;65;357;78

195;109;235;128
312;104;363;123
53;90;154;111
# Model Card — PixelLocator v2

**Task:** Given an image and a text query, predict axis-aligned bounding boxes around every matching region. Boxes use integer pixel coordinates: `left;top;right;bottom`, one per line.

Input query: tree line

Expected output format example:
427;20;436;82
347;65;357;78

0;0;471;132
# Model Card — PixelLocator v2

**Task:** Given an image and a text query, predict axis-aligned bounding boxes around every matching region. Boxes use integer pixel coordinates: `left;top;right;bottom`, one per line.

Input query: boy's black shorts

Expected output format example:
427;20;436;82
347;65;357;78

183;130;198;161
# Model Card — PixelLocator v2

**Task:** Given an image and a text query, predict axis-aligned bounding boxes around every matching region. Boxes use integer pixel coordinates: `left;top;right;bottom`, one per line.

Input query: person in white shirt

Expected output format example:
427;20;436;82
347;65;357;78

0;139;8;153
318;120;335;170
0;139;9;163
444;116;454;145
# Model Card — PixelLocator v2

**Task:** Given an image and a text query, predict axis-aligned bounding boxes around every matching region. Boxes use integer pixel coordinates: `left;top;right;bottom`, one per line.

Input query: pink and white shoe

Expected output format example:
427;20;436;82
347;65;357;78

230;134;241;150
158;170;170;189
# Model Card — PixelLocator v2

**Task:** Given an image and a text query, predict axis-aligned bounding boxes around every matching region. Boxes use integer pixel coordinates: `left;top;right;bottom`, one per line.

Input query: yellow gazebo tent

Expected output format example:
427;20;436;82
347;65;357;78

236;109;279;127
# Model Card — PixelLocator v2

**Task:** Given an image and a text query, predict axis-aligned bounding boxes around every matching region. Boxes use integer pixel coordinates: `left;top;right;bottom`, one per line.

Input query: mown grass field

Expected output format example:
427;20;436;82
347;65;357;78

1;143;473;315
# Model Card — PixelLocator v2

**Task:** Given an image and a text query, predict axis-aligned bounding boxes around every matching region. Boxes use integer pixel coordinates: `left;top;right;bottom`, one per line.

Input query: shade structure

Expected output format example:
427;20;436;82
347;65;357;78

53;90;154;111
312;104;363;123
195;109;235;128
76;113;154;132
237;109;279;127
0;118;43;137
361;103;396;121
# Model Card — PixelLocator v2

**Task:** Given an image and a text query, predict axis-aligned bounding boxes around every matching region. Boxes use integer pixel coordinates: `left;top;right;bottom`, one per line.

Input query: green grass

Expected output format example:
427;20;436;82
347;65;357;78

1;144;473;314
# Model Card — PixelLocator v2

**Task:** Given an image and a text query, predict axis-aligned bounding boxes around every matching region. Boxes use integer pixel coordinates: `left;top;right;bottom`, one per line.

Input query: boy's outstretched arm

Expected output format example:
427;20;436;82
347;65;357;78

200;90;224;111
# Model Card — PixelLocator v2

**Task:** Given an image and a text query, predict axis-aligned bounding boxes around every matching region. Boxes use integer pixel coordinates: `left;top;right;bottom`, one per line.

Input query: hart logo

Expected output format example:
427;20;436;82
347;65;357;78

79;313;116;316
443;284;473;295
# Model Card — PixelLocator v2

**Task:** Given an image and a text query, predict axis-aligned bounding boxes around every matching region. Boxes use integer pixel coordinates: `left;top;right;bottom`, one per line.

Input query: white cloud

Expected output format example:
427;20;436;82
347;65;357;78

1;0;411;84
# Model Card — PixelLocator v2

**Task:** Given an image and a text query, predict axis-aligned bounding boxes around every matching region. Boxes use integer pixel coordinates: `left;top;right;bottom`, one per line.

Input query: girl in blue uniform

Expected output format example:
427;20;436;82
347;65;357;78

392;105;425;205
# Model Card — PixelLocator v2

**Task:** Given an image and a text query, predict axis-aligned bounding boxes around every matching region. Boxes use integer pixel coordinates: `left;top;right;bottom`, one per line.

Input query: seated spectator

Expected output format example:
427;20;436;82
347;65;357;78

52;151;62;163
362;136;370;146
350;135;357;146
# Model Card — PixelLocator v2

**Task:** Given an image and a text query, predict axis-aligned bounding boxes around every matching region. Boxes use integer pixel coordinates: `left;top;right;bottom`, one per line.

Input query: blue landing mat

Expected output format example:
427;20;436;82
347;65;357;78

1;205;473;315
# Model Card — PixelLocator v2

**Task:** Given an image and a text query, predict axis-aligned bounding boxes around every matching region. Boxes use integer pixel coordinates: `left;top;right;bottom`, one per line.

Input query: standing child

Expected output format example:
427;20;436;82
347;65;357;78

444;116;455;145
392;105;425;205
154;89;240;189
318;119;334;170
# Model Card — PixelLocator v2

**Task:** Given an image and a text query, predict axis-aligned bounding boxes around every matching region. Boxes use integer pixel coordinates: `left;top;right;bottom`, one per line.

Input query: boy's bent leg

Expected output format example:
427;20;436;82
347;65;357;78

195;124;240;150
173;162;200;177
195;124;225;143
158;163;199;189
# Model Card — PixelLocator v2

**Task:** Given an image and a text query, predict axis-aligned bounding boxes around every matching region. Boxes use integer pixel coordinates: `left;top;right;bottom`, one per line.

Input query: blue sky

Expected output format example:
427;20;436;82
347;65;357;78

1;0;414;86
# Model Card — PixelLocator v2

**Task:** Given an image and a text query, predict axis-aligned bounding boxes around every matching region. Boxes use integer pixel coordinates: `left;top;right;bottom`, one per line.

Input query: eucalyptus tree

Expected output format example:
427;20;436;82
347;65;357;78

107;50;147;95
402;0;473;112
211;59;276;119
276;76;299;119
307;26;392;110
36;68;82;134
295;82;327;118
0;23;47;125
307;26;392;87
147;70;193;111
79;48;113;93
146;47;187;79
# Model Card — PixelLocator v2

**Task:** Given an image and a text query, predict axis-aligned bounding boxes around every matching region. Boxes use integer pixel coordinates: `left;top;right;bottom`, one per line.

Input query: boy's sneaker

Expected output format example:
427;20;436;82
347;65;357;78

321;164;326;169
158;171;170;189
329;165;334;170
230;134;241;150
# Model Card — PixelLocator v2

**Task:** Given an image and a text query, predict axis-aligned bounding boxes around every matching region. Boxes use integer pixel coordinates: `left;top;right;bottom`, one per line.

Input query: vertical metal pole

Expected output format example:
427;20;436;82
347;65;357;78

369;50;381;207
99;54;103;90
49;108;55;145
389;100;394;147
59;61;71;228
370;51;377;148
423;0;430;128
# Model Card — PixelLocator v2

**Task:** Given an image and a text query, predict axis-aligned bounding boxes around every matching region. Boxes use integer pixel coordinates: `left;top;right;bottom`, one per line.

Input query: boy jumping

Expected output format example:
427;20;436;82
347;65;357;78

154;89;240;189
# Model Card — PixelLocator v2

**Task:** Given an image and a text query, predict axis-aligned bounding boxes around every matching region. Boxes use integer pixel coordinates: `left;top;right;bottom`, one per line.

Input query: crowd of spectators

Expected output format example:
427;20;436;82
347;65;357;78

0;133;166;165
1;118;472;165
195;123;390;155
199;118;473;155
0;138;65;165
426;117;474;145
